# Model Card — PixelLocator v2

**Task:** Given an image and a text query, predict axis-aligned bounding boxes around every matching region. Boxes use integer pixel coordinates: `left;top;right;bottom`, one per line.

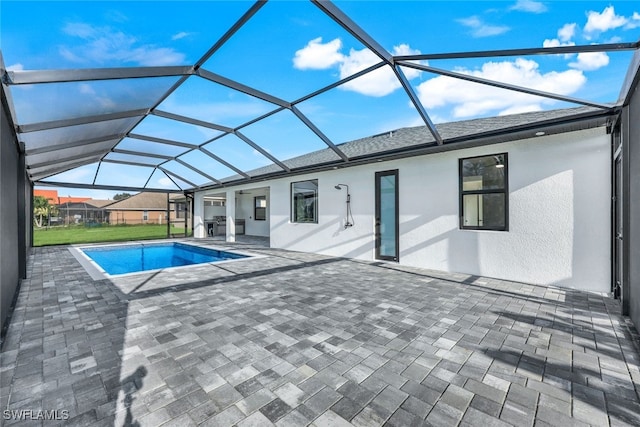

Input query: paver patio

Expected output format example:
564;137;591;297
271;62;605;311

1;239;640;426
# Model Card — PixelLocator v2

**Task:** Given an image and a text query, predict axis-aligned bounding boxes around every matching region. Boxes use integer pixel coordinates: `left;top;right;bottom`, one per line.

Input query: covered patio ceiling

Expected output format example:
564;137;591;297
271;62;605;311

2;1;639;194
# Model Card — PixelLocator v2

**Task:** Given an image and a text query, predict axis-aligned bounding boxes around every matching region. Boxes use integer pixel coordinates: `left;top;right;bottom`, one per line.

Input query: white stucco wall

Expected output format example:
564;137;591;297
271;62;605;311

195;127;611;292
236;189;270;237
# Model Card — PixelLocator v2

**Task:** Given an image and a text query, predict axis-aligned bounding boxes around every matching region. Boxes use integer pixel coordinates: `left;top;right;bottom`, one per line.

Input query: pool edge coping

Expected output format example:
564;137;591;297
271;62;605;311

68;239;266;281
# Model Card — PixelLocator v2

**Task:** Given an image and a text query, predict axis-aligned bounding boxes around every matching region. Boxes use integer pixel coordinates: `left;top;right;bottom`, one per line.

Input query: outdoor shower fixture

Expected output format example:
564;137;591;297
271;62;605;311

334;184;354;228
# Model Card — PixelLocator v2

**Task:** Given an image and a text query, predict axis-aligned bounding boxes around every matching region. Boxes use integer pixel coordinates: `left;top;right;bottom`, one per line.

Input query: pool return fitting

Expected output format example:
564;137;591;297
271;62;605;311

334;184;354;229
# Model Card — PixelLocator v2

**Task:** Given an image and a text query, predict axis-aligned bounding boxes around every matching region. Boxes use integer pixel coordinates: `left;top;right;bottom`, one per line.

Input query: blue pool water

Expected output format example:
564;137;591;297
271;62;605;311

81;243;248;275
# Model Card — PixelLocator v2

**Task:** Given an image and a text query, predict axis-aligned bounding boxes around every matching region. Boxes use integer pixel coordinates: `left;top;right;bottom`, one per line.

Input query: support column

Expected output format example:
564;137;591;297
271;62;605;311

17;152;26;278
166;193;171;238
226;190;236;243
193;192;205;238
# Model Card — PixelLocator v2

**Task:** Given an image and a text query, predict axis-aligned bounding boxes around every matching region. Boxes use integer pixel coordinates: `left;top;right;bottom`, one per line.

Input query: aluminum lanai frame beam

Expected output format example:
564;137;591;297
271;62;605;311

312;0;392;63
230;104;350;165
27;148;112;170
91;74;192;185
107;2;267;192
235;130;290;172
101;158;159;168
174;158;221;185
394;65;443;145
618;47;640;106
399;61;613;110
85;70;193;184
194;0;268;69
180;108;285;180
311;0;442;144
234;106;287;132
192;108;615;194
34;180;175;194
4;66;194;85
394;41;639;61
111;149;174;160
199;147;251;179
197;69;291;108
127;133;199;149
290;105;349;161
1;56;21;151
158;166;197;189
25;134;124;155
152;110;234;133
29;156;104;181
18;109;148;133
292;61;387;105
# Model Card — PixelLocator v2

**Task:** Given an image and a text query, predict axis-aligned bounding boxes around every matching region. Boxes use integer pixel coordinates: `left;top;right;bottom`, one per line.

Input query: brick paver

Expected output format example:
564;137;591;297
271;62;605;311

1;238;639;426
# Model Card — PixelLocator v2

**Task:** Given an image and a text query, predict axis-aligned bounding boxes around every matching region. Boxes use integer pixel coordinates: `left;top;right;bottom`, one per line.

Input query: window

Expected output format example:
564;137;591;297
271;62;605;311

142;210;148;221
175;202;185;219
459;153;508;230
254;196;267;221
291;180;318;223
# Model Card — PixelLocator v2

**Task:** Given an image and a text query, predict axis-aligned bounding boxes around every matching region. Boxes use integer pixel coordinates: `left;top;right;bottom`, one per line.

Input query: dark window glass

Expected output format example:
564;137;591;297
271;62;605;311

459;154;508;231
255;196;266;221
291;180;318;223
461;154;506;190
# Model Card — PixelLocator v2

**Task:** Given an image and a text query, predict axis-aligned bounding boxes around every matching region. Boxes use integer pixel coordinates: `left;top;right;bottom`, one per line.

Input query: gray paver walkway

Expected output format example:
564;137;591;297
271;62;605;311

1;239;640;426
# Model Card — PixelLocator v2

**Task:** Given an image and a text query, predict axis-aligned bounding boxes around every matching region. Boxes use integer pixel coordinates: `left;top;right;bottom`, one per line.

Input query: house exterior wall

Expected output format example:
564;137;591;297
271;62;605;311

265;127;610;292
107;209;171;225
236;189;270;237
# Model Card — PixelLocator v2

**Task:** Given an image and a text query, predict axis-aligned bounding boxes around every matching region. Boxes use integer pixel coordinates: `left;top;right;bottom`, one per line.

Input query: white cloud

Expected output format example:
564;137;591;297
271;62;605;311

293;38;424;97
293;37;345;70
78;83;96;95
6;63;24;71
171;32;191;41
542;38;575;48
569;52;610;71
510;0;547;14
63;22;97;38
584;6;628;34
158;177;176;187
77;83;117;110
339;44;424;97
542;23;574;59
415;58;586;119
59;21;185;66
626;12;640;29
558;23;577;42
457;16;510;38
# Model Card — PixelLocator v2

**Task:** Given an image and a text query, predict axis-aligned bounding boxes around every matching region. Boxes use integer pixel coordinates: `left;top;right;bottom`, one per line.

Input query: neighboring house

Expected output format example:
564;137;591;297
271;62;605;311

56;199;113;224
33;189;90;205
105;192;181;225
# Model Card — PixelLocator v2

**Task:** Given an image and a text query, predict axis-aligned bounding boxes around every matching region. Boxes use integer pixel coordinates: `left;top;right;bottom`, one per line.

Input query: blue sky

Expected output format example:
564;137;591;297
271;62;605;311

2;1;639;198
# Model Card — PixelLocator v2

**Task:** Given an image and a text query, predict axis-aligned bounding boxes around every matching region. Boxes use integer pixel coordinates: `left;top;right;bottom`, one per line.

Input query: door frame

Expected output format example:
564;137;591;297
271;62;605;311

375;169;399;262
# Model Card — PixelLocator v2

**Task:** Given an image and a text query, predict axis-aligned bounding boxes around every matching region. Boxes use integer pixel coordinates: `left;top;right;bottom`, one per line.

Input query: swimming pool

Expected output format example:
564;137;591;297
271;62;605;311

80;242;249;275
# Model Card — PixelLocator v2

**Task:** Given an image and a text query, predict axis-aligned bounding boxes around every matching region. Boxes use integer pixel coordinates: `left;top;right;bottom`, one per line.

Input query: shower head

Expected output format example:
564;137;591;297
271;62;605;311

335;184;348;190
334;185;342;190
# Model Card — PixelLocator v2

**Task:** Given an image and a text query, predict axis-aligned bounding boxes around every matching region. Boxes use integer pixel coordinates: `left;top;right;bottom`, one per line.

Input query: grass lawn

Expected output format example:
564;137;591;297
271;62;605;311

33;224;192;246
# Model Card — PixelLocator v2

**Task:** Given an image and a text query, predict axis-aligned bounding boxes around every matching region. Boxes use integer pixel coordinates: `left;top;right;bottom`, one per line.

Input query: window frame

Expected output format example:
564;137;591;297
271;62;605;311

290;179;318;224
459;153;509;231
254;195;267;221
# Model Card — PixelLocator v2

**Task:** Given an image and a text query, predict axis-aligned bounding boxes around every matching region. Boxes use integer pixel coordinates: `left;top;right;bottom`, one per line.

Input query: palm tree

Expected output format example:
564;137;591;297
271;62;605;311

33;196;50;228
